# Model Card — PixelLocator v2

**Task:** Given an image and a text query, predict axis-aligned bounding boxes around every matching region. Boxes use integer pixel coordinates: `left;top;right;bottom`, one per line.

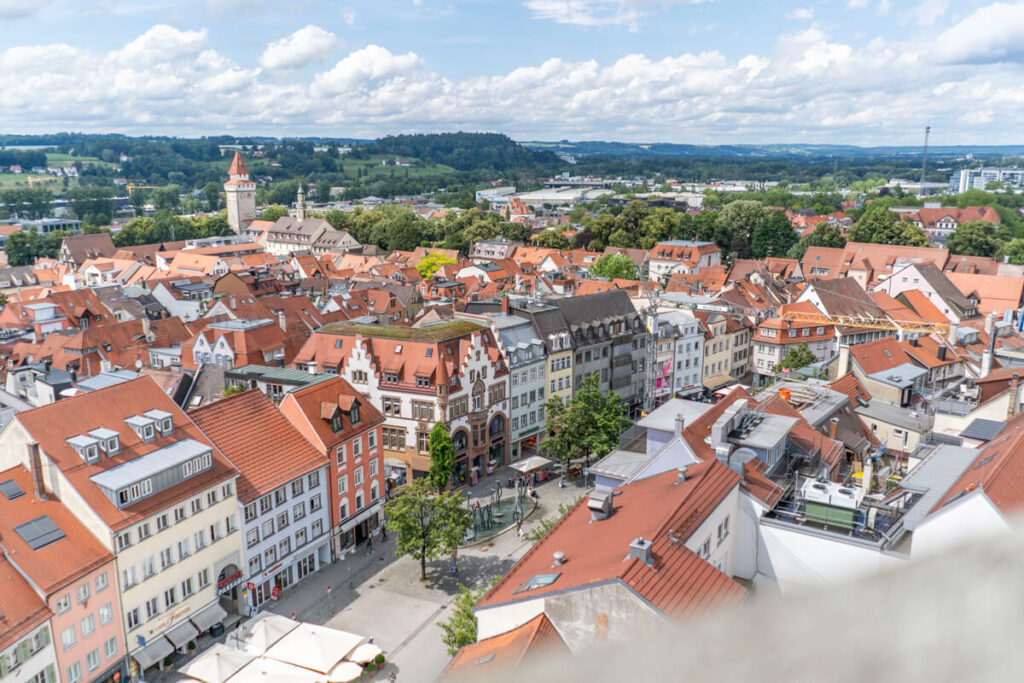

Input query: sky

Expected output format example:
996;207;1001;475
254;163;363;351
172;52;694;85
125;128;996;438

0;0;1022;145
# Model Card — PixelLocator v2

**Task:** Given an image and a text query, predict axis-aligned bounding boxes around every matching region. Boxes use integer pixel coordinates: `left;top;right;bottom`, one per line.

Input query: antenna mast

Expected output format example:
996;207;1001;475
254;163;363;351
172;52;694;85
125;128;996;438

919;125;931;194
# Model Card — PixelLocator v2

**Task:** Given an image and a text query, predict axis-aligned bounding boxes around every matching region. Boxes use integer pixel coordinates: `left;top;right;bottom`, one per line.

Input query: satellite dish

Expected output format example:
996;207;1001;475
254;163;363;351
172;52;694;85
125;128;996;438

135;360;143;369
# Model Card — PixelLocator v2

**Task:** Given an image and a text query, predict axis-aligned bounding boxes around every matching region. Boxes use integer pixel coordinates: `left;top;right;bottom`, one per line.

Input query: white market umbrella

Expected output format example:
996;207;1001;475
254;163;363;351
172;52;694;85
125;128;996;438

346;643;382;664
326;661;365;683
179;644;254;683
264;624;364;674
226;613;301;656
225;657;320;683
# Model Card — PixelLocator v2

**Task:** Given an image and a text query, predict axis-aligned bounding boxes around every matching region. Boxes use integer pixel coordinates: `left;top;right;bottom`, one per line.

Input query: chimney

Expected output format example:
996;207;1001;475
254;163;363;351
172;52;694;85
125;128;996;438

676;466;687;484
628;537;654;566
27;442;47;500
947;322;958;346
829;417;839;440
1009;373;1020;419
985;313;996;338
982;350;993;378
937;345;947;361
675;413;685;435
230;296;237;310
552;551;566;567
278;309;287;332
501;296;509;314
908;336;918;347
837;345;851;377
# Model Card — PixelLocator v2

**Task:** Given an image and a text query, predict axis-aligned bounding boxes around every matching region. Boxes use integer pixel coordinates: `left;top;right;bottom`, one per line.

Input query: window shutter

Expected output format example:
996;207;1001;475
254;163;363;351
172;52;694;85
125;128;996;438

46;664;57;683
39;626;51;647
0;653;9;678
17;641;29;663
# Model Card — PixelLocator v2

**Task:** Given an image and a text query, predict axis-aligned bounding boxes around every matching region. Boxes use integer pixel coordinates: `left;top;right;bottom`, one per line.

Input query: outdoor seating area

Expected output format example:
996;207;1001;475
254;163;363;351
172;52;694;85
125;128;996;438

179;613;387;683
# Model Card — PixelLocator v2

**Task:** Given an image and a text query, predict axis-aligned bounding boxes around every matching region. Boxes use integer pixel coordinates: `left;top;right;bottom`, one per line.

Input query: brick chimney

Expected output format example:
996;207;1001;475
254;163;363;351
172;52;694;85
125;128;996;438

501;296;509;314
27;441;47;500
829;417;839;440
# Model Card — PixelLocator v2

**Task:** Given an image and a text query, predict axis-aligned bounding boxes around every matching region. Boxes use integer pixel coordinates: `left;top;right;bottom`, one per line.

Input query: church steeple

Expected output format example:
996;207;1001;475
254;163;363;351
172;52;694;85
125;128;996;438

296;185;307;221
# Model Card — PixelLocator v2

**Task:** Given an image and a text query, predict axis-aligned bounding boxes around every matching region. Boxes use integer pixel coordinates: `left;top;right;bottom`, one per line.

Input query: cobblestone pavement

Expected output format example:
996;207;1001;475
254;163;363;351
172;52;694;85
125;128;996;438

156;467;591;683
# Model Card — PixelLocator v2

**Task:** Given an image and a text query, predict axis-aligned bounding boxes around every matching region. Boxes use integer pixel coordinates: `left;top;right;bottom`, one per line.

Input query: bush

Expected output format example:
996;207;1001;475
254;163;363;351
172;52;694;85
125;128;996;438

163;656;173;668
366;662;378;672
187;640;197;651
374;653;386;664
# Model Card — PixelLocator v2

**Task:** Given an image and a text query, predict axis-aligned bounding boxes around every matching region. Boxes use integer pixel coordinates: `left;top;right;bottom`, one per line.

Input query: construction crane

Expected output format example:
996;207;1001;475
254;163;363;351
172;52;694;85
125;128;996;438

779;309;949;335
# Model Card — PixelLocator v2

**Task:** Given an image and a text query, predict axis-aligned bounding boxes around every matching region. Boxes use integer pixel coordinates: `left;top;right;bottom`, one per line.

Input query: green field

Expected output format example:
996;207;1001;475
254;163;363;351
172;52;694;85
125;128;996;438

338;154;456;179
0;173;80;191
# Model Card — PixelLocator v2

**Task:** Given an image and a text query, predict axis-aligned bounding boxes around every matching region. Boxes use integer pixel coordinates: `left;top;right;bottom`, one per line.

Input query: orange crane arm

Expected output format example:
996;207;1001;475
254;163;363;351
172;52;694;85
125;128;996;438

779;310;948;335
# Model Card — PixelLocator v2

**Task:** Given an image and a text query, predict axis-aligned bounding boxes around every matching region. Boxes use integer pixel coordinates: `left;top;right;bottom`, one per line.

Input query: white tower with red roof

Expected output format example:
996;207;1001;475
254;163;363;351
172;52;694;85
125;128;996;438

224;152;256;234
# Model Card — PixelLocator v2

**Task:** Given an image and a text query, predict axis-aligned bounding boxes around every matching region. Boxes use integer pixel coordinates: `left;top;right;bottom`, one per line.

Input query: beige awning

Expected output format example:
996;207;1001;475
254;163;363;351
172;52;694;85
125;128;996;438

190;602;228;632
131;637;174;670
509;455;552;473
327;661;365;683
177;643;253;683
165;619;200;648
702;372;736;391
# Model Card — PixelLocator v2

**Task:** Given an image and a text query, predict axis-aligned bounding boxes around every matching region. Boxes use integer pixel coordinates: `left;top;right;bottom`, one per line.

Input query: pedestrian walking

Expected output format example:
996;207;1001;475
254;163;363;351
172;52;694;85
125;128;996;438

381;522;387;541
367;535;374;554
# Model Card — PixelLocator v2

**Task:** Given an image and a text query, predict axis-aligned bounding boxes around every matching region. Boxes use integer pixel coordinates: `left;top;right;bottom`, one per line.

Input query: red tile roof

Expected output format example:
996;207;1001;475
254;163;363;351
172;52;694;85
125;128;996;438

227;152;248;177
278;376;384;452
0;465;115;595
933;410;1024;515
189;390;328;503
848;337;909;375
477;465;745;617
947;272;1024;315
441;613;568;679
0;555;51;651
898;289;949;325
14;377;237;532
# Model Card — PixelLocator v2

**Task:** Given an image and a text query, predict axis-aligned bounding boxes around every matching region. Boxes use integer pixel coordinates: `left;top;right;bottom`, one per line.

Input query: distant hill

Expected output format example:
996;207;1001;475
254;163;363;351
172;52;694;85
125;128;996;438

369;132;560;172
520;140;1024;160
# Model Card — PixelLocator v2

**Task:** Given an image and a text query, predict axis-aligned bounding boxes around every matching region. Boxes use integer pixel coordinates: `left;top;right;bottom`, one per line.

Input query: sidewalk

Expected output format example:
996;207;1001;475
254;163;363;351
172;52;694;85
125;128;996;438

158;473;590;682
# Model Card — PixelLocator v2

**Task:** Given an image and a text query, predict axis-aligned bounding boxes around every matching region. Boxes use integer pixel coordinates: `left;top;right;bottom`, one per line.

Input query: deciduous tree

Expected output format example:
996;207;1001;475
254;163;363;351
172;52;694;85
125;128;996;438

589;252;637;280
428;422;456;491
385;479;472;581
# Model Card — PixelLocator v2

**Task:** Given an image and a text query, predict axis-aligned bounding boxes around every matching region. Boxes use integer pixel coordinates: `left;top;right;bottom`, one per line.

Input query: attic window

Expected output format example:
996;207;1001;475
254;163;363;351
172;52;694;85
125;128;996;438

395;345;403;353
475;655;496;666
425;348;432;357
336;340;342;348
513;572;560;594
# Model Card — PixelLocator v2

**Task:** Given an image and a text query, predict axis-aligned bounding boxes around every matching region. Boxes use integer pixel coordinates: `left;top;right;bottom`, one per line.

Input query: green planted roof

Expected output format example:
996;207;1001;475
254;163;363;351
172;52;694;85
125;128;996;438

319;320;485;341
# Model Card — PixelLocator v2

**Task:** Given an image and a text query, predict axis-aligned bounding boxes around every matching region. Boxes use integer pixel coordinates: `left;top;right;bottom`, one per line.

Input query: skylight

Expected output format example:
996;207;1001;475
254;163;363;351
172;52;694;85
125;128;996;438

15;515;66;550
513;572;561;594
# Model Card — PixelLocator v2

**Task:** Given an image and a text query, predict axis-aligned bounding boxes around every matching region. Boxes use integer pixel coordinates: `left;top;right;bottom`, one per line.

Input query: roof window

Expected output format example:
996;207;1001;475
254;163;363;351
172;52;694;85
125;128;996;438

89;427;120;456
67;434;101;463
513;573;561;594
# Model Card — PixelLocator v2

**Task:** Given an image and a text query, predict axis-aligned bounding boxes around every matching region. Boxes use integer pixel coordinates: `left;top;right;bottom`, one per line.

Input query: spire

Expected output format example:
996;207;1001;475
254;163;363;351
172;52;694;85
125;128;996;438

296;184;307;220
228;152;249;178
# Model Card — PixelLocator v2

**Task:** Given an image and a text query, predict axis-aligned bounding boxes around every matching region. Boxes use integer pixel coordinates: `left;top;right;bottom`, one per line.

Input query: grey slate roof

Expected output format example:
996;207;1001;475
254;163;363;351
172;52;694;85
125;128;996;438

960;418;1005;442
899;445;980;530
555;288;637;327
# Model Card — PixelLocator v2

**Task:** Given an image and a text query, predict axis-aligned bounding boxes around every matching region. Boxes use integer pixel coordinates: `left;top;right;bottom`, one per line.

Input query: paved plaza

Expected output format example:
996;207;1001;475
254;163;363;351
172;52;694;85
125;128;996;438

159;468;590;683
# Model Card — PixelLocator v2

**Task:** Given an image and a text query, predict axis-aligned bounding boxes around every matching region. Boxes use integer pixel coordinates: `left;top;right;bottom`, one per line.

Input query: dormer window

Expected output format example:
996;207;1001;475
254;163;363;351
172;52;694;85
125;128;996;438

68;435;101;463
349;405;360;425
89;428;120;456
125;415;157;442
144;410;174;436
331;412;344;433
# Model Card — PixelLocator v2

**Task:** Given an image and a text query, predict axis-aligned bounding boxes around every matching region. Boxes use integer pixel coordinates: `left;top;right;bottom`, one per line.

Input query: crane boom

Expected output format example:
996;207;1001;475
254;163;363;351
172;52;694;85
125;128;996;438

779;310;948;335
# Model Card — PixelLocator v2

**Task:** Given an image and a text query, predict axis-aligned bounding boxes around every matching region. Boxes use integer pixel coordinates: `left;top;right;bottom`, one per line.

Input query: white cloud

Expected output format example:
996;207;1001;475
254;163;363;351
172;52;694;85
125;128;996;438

523;0;707;28
846;0;868;7
313;45;423;94
931;2;1024;63
2;12;1024;144
0;0;52;18
260;25;340;70
877;0;890;14
787;7;814;20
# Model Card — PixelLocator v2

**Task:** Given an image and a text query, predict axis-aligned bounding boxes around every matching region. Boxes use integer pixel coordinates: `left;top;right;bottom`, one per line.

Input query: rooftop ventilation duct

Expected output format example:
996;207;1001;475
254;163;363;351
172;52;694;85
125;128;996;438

588;487;613;522
628;537;653;566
